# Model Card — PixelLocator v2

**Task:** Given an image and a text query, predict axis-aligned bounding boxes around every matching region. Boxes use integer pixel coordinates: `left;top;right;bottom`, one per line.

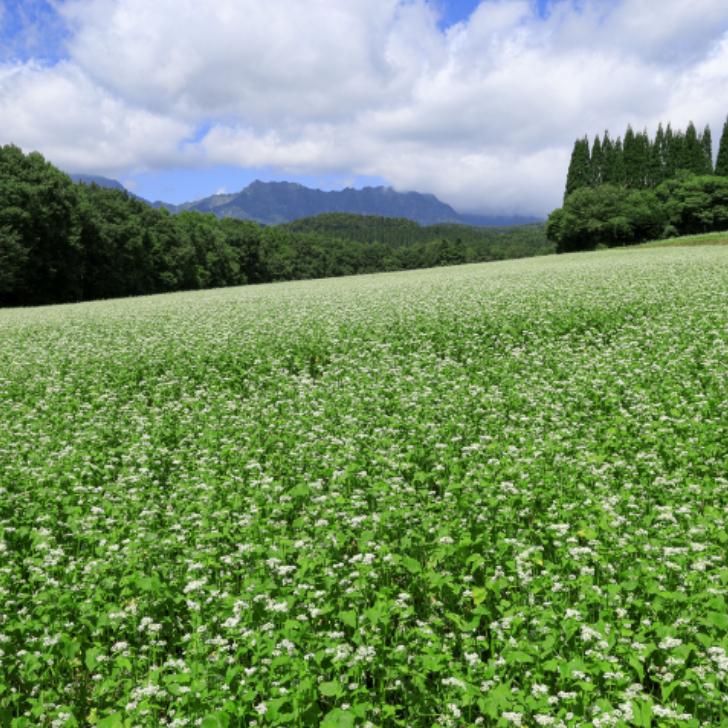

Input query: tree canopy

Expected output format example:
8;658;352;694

549;117;728;252
0;145;552;307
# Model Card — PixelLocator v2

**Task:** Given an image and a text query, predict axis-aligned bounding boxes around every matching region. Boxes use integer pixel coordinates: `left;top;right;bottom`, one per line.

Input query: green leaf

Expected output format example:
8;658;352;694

506;650;534;664
97;714;124;728
706;611;728;630
401;556;421;574
319;681;342;698
628;655;644;681
662;679;681;701
321;708;355;728
85;647;99;672
479;682;512;719
60;637;80;660
339;610;357;629
200;716;225;728
632;700;652;727
472;586;487;606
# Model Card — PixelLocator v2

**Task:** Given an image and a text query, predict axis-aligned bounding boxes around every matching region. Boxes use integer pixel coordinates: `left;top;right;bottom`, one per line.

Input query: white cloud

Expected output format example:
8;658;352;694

59;0;436;123
2;0;728;215
0;61;192;174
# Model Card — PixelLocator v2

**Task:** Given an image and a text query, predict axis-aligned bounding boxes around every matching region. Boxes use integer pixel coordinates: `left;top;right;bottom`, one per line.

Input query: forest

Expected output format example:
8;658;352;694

0;145;550;307
547;118;728;251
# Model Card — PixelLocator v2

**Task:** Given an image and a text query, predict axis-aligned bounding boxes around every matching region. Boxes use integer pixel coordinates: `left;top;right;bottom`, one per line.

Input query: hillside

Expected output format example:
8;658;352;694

637;230;728;248
0;145;551;307
284;211;546;247
2;246;726;726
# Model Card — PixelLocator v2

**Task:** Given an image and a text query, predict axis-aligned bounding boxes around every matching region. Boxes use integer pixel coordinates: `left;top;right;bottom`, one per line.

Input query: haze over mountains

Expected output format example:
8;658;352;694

70;174;540;227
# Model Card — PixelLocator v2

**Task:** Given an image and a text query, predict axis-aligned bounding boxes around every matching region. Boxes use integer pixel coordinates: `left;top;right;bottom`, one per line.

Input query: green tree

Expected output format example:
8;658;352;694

701;125;714;174
0;145;83;305
715;117;728;176
0;225;27;298
590;135;604;186
547;185;665;252
684;122;709;175
564;137;591;199
603;137;625;185
623;126;650;187
650;123;667;186
657;175;728;234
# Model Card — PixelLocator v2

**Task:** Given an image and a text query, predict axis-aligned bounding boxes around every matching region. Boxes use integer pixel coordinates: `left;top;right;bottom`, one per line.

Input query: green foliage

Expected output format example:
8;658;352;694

284;212;551;267
0;247;726;726
589;135;603;186
564;137;591;199
551;133;728;251
564;119;721;200
715;117;728;177
656;175;728;235
547;185;664;252
0;144;83;304
0;146;551;307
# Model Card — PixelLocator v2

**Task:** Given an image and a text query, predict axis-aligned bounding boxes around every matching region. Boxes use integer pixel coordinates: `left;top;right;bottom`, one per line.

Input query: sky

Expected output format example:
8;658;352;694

2;1;728;215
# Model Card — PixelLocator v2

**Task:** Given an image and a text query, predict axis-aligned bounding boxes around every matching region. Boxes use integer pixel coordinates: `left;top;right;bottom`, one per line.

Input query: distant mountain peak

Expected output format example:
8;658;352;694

70;174;126;192
75;175;541;227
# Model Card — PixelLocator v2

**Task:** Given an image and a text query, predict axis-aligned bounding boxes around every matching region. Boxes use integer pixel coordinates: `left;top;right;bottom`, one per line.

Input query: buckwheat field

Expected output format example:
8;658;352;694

1;246;726;728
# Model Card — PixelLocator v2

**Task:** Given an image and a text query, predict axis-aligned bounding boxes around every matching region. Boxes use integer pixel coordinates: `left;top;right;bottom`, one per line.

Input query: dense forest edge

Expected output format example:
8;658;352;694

5;116;728;307
547;117;728;251
0;145;550;307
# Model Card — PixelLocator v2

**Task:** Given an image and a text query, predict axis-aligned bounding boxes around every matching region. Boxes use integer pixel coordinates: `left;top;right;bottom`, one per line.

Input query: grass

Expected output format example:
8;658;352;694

0;246;727;727
638;230;728;248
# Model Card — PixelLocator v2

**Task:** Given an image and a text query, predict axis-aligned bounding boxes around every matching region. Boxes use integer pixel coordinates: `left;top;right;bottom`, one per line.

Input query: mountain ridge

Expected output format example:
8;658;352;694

73;174;541;227
157;180;541;227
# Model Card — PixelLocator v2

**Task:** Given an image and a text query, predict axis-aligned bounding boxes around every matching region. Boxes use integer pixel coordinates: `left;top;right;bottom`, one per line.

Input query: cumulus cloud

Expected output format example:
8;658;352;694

2;0;728;215
0;60;192;174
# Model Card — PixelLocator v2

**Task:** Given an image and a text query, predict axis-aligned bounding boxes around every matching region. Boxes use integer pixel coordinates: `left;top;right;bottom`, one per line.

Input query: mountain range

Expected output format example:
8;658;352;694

70;175;540;227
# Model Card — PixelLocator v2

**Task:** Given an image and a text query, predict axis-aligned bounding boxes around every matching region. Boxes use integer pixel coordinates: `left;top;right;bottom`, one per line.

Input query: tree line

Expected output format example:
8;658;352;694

0;145;551;307
548;118;728;251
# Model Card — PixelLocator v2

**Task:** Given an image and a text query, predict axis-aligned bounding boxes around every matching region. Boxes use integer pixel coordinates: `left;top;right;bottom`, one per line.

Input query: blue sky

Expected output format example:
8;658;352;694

2;0;728;214
0;0;496;203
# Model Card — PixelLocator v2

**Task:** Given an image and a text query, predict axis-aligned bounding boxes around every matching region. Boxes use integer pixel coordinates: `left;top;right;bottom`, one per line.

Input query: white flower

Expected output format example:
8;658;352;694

658;637;683;650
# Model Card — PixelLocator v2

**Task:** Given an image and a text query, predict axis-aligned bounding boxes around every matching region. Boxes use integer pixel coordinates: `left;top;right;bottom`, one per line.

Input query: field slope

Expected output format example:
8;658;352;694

0;246;726;727
638;231;728;248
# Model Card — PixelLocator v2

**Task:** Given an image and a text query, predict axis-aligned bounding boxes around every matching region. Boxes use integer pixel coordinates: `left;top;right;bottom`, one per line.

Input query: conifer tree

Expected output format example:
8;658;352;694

623;125;643;187
684;122;705;174
651;123;667;185
715;117;728;176
664;124;676;178
590;135;603;186
701;125;714;174
608;138;626;185
634;130;651;187
564;136;591;199
670;128;687;175
601;132;613;183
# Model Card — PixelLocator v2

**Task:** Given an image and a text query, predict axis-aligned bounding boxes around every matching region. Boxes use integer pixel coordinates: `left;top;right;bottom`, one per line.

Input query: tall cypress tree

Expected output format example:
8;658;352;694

623;125;642;187
610;138;626;185
651;123;667;185
715;117;728;176
564;136;591;199
601;132;614;183
671;129;687;174
701;125;714;174
634;130;651;187
684;122;705;174
664;124;676;178
590;135;604;186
